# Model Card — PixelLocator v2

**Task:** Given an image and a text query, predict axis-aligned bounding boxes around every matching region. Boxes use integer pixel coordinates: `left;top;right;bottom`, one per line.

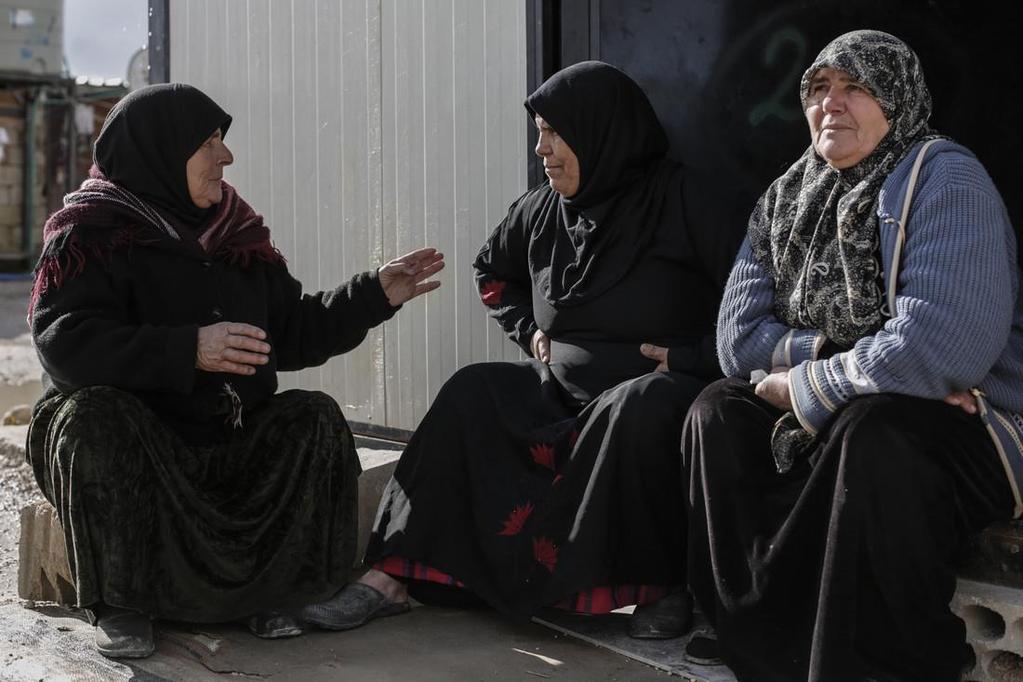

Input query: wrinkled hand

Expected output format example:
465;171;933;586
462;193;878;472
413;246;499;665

378;247;445;307
944;390;978;415
755;370;793;411
640;343;670;372
196;322;271;375
531;329;551;363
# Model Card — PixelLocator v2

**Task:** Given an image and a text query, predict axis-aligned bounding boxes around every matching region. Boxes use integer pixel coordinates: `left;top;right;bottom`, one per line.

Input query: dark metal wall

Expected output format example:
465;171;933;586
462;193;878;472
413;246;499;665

528;0;1023;251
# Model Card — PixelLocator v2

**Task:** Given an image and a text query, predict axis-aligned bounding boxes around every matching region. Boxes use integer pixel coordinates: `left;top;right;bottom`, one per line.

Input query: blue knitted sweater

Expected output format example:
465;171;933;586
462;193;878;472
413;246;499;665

718;140;1023;516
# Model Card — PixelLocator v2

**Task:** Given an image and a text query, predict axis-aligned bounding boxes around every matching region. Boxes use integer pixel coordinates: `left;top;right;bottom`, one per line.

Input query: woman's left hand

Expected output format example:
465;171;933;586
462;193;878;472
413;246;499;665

378;247;445;307
944;390;979;415
640;343;670;372
755;370;793;411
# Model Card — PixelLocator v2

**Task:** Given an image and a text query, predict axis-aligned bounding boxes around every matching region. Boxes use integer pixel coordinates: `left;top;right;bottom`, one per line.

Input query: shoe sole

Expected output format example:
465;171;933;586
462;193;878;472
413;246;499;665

629;629;687;640
97;645;155;659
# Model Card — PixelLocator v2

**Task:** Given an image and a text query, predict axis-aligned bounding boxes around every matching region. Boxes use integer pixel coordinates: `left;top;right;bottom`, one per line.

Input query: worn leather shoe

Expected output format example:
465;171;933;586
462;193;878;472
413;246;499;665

301;583;410;631
94;606;155;659
628;590;692;639
245;611;305;639
684;632;723;666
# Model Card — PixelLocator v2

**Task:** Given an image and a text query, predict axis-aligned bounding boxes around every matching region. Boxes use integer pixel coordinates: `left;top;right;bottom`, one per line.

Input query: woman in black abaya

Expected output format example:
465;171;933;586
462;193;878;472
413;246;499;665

305;61;745;637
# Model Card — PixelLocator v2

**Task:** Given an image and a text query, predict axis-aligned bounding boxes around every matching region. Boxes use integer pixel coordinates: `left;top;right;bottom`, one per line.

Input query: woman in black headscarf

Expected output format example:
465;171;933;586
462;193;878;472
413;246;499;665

683;31;1023;680
309;61;745;635
27;83;443;658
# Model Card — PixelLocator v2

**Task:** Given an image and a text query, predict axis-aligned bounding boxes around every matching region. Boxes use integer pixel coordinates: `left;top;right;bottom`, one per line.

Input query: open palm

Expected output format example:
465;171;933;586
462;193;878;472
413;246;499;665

378;247;445;307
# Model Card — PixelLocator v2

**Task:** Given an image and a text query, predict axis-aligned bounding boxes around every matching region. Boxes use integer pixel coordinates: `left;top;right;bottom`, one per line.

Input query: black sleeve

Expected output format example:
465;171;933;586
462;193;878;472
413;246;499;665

268;266;399;371
32;258;198;395
473;194;539;355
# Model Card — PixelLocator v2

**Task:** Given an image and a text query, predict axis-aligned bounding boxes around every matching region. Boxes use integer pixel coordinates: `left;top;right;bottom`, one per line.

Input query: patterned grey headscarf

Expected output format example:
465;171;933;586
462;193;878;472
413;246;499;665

749;30;942;347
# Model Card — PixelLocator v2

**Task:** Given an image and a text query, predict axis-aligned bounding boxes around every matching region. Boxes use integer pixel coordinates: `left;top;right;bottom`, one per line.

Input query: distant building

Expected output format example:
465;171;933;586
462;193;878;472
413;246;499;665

0;0;127;270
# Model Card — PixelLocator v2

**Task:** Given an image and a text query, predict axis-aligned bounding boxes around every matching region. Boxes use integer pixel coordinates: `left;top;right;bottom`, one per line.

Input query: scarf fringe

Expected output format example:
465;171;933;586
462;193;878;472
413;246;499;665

28;173;286;324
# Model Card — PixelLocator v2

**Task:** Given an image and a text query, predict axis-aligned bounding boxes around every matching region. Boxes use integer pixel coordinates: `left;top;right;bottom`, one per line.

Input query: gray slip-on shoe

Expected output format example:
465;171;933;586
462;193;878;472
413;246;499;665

245;611;306;639
95;608;155;659
301;583;410;631
628;590;693;640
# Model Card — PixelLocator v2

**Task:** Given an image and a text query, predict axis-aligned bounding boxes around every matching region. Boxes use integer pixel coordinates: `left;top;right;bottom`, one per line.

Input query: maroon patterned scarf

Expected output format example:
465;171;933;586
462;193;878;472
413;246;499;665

29;169;285;319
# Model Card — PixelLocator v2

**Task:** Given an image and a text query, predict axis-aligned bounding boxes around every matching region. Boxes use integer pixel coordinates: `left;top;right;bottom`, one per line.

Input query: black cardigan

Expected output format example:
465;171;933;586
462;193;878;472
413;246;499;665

31;231;397;443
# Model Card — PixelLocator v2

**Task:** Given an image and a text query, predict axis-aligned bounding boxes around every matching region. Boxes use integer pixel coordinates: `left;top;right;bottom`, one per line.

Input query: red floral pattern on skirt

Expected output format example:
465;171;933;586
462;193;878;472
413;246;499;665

497;502;534;536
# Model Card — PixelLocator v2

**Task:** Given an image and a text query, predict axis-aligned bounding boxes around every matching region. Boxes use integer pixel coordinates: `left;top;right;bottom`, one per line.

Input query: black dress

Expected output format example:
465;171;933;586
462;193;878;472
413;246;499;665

366;62;745;616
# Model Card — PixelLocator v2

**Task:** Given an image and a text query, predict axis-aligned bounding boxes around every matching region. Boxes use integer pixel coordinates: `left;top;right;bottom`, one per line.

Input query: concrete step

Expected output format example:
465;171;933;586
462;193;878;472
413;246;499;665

18;446;400;604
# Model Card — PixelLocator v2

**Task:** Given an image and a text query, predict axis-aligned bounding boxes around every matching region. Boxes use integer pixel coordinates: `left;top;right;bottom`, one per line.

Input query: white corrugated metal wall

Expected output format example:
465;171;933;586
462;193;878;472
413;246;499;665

170;0;527;430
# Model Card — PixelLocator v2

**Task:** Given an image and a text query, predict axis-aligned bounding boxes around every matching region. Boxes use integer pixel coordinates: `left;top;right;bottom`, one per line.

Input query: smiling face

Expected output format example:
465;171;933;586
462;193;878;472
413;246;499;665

804;67;891;169
186;129;234;208
533;115;581;197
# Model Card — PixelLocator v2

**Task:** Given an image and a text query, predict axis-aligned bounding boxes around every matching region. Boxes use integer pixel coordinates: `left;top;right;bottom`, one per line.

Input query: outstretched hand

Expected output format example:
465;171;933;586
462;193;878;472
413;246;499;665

378;247;445;307
197;322;270;375
640;343;670;372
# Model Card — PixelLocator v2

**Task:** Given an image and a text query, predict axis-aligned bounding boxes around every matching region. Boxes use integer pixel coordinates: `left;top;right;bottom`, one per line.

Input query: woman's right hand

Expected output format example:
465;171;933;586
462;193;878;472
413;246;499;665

531;329;551;363
196;322;271;375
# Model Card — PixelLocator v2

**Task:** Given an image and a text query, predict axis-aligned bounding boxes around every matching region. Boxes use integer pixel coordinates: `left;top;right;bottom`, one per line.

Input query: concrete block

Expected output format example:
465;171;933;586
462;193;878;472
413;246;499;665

961;523;1023;590
17;500;75;604
355;446;402;567
954;578;1023;681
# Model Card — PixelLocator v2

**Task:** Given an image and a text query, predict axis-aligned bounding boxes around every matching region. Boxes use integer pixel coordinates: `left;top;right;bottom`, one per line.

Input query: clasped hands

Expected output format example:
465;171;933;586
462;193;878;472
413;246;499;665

747;367;979;415
196;248;445;375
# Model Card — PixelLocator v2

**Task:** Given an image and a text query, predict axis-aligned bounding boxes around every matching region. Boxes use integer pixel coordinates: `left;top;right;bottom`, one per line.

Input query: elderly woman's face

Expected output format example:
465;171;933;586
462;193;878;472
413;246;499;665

804;67;890;169
186;129;234;208
534;115;580;197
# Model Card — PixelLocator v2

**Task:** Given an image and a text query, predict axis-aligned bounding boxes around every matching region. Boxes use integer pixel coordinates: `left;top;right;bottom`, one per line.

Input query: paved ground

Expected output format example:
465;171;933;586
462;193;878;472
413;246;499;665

0;278;686;681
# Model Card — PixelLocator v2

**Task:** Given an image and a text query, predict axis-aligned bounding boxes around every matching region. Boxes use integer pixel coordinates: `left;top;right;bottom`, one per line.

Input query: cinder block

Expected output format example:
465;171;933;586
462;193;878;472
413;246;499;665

953;578;1023;681
17;501;75;604
961;523;1023;589
356;446;401;567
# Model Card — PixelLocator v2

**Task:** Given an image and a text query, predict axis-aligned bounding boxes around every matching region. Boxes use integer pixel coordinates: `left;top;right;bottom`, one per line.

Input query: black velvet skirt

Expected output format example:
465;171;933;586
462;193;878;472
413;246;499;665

27;386;360;622
365;360;706;616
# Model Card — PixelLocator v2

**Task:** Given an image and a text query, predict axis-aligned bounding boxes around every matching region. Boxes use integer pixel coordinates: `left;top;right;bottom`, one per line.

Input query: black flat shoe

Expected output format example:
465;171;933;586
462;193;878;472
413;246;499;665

684;632;723;666
245;611;305;639
628;590;692;640
94;606;155;659
301;583;410;631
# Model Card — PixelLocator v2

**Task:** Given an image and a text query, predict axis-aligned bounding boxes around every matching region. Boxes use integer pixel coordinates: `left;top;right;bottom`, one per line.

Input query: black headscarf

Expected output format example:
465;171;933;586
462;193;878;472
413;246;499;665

523;61;673;307
94;83;232;227
748;30;942;347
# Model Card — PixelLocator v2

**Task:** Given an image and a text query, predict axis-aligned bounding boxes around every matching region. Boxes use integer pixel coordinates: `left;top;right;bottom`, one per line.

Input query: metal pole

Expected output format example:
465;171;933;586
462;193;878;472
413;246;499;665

21;88;39;259
148;0;171;84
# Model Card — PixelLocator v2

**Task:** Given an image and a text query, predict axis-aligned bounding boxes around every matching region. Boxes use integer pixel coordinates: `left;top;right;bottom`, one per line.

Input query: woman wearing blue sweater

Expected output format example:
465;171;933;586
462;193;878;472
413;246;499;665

682;30;1023;681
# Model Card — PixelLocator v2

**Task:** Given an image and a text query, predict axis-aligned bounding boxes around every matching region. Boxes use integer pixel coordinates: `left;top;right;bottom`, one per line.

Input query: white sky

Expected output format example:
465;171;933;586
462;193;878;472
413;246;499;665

63;0;148;80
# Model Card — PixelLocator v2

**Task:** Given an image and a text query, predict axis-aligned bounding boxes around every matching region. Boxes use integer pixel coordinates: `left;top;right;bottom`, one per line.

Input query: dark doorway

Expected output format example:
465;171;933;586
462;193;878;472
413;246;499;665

527;0;1023;253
